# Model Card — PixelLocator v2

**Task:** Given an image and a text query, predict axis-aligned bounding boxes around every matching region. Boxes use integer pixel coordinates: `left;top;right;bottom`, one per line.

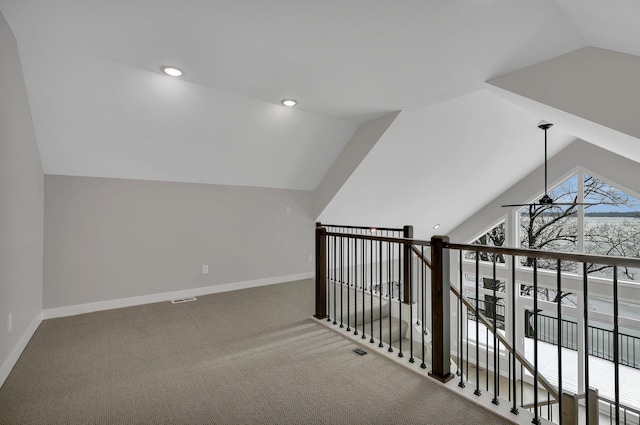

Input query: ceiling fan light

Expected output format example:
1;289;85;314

539;194;554;205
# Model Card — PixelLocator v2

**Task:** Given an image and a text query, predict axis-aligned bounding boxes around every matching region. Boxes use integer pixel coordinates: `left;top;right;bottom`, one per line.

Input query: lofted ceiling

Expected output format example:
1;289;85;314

1;1;639;228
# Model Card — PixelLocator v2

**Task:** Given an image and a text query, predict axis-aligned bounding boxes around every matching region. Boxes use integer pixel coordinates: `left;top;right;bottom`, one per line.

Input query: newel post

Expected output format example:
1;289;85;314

402;225;413;303
314;223;328;319
429;235;455;382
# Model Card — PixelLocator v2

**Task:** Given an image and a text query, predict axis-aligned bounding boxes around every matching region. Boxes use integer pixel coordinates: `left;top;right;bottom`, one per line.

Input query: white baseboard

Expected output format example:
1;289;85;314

0;312;43;388
43;272;314;319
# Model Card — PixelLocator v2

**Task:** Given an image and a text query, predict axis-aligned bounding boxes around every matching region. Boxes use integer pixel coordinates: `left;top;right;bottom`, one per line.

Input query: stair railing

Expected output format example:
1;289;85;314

442;240;640;425
314;224;640;425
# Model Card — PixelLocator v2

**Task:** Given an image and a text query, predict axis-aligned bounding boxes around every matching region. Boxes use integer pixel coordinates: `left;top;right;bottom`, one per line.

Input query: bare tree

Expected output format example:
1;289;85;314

585;219;640;280
519;175;637;303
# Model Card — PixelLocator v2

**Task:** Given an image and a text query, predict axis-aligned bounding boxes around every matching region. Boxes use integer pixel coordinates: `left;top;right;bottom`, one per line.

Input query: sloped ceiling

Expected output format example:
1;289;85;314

1;1;639;227
555;0;640;57
318;2;640;236
317;90;578;237
489;47;640;164
0;0;582;190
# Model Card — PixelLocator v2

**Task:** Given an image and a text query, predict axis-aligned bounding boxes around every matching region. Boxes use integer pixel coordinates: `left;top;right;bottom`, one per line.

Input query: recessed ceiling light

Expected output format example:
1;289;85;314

281;99;297;107
162;67;183;77
433;224;441;229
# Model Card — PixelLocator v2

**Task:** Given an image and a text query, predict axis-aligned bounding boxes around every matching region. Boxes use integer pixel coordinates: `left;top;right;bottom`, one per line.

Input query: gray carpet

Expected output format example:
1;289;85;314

0;279;511;424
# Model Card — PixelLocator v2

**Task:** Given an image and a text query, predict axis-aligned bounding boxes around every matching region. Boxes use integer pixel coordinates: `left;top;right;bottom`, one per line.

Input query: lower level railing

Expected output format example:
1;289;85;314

314;223;640;425
528;311;640;369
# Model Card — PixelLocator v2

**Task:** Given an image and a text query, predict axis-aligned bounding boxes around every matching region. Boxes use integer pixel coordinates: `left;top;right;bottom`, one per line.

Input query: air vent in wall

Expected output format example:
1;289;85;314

171;297;198;304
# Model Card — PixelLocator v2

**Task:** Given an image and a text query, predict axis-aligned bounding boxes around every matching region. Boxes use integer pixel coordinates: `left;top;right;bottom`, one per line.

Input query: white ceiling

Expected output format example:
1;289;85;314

1;1;639;221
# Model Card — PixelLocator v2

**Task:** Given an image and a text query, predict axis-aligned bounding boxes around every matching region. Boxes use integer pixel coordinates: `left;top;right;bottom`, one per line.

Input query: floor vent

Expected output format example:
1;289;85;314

171;296;198;304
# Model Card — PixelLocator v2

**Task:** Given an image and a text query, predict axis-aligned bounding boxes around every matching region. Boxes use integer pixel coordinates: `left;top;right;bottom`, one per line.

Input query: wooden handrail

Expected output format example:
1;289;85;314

317;222;405;232
411;245;431;269
324;231;418;245
321;227;640;269
445;242;640;268
521;398;558;409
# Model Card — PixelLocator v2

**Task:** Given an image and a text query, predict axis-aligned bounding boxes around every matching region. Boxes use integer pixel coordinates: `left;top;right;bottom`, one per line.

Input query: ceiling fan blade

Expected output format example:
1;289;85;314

501;201;609;208
548;202;602;206
503;124;624;209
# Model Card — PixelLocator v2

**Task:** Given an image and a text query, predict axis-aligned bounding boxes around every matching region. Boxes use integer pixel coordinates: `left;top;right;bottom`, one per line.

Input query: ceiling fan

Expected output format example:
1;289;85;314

502;122;599;208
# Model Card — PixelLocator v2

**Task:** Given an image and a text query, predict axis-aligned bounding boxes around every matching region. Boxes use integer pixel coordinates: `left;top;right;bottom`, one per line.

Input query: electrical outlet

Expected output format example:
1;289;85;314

286;206;291;215
307;254;313;262
7;313;12;333
202;265;209;275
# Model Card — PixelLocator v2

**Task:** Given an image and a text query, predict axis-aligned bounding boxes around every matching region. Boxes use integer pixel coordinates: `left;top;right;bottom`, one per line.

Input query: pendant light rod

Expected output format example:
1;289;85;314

538;122;553;202
503;121;602;208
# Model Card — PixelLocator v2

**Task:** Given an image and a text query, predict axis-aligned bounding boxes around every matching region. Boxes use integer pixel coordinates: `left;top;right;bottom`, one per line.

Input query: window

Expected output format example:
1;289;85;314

519;174;578;272
517;171;640;281
583;174;640;280
466;221;506;263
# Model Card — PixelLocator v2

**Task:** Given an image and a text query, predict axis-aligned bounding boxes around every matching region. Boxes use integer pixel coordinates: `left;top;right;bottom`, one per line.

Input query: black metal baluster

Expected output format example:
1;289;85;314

340;235;344;328
492;255;499;405
353;235;358;336
613;265;620;425
388;241;393;352
333;236;338;325
398;242;404;358
466;301;470;385
417;251;421;326
584;263;590;425
326;231;331;322
508;353;511;403
361;236;366;339
486;326;489;392
520;364;524;408
474;252;481;396
459;250;465;387
533;260;540;425
379;240;384;348
388;233;392;300
409;246;415;364
346;235;351;332
557;259;563;425
421;245;426;369
370;238;374;344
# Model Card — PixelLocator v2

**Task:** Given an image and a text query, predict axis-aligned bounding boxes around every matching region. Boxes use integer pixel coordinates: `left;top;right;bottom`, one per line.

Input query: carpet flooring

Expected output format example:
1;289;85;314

0;279;511;424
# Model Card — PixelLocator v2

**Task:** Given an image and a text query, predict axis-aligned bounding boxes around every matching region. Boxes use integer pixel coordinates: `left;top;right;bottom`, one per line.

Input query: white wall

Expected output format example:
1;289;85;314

0;10;44;385
44;176;314;310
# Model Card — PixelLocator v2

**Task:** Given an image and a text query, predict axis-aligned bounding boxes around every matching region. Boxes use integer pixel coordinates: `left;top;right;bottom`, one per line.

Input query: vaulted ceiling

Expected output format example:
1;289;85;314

1;1;639;234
